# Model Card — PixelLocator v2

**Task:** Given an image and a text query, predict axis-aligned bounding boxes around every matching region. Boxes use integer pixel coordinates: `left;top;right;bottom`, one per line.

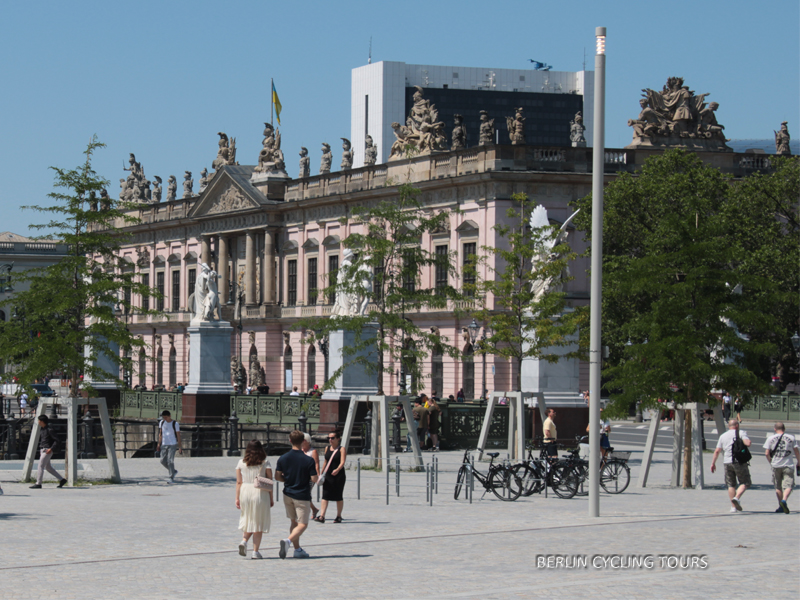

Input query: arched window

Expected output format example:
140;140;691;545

462;344;474;400
431;344;443;398
169;347;177;388
156;347;163;387
284;346;293;391
138;351;147;388
0;310;6;322
307;345;316;391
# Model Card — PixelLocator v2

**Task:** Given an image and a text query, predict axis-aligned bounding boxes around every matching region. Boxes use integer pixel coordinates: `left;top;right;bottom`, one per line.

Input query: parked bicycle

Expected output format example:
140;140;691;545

512;439;580;499
454;449;523;502
560;436;631;495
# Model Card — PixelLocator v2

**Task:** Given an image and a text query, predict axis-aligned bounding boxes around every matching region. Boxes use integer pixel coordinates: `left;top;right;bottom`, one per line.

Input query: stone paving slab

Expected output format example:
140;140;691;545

1;445;798;599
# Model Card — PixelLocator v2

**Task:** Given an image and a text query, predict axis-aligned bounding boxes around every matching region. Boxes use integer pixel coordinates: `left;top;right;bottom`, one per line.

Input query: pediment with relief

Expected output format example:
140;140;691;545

206;184;256;215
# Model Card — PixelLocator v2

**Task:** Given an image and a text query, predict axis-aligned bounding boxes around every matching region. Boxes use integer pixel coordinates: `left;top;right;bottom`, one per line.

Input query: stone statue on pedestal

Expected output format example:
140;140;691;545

122;153;149;203
152;176;162;203
341;138;353;170
183;171;193;198
626;77;731;151
388;87;447;160
199;168;209;192
478;110;495;146
528;205;580;303
506;107;525;145
212;132;237;171
330;248;372;316
298;147;310;178
167;176;177;202
451;114;467;150
99;188;110;211
320;143;332;174
192;262;219;323
775;121;791;155
364;135;378;166
569;111;586;146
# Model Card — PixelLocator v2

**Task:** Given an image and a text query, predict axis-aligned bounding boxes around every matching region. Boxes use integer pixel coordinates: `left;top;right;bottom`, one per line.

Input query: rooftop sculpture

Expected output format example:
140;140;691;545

212;132;237;171
627;77;731;151
152;176;162;203
775;122;791;155
320;143;332;174
364;135;378;166
389;86;447;160
253;123;286;176
506;107;525;145
120;153;150;203
166;176;177;202
478;110;495;146
183;171;193;198
298;147;310;178
341;138;353;171
451;114;467;150
569;111;586;147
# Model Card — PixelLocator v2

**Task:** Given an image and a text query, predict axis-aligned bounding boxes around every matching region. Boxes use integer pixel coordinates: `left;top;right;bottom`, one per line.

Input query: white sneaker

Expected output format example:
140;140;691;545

279;538;290;559
729;507;737;513
238;541;247;556
251;550;263;560
732;497;742;511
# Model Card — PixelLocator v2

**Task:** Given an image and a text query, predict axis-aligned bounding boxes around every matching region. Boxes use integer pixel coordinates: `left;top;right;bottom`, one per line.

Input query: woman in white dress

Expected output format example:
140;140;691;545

235;440;273;559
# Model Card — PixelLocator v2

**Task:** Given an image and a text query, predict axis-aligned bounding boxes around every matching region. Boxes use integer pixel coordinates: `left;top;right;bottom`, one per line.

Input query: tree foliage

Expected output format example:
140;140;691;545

475;193;587;391
301;182;463;395
573;150;796;414
0;137;160;396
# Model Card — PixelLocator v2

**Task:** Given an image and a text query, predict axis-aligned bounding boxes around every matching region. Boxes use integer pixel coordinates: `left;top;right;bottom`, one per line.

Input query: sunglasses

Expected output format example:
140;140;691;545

328;436;338;440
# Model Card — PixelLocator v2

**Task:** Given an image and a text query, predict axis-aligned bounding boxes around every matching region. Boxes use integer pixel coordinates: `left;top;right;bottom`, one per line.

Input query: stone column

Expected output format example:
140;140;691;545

263;229;275;305
245;230;256;306
200;235;211;266
218;235;229;305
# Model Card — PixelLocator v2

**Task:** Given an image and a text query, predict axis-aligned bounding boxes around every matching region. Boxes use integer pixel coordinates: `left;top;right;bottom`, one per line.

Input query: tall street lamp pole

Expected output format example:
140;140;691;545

589;26;606;519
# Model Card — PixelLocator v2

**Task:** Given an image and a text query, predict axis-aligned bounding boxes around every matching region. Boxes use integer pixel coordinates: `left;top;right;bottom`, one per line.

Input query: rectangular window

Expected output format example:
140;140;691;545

328;255;338;305
373;265;384;302
171;270;180;312
403;250;416;293
463;242;477;297
141;273;149;311
156;271;165;311
435;245;448;291
287;259;297;306
123;284;132;314
187;268;196;307
307;257;318;305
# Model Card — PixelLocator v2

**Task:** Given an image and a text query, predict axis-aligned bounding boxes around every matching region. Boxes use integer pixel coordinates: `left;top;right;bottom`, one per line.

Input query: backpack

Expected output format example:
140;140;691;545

731;430;752;464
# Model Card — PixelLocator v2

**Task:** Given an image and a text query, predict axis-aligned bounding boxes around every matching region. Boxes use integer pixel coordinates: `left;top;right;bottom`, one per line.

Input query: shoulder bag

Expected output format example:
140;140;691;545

318;447;340;487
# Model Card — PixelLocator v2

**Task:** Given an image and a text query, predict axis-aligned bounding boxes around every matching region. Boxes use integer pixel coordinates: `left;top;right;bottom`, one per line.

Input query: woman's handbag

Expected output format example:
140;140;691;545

317;447;340;487
253;476;274;491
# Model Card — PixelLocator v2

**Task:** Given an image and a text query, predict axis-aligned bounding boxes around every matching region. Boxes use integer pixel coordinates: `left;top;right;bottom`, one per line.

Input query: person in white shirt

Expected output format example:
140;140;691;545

289;386;300;396
19;392;28;416
763;422;800;514
157;410;182;483
710;419;751;512
721;392;732;422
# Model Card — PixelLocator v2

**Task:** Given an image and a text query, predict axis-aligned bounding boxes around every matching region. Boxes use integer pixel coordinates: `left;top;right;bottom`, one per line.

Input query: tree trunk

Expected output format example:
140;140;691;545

682;409;692;488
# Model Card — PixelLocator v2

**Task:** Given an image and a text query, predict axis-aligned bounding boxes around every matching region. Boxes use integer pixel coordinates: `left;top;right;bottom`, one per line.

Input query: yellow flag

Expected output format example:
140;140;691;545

272;82;282;125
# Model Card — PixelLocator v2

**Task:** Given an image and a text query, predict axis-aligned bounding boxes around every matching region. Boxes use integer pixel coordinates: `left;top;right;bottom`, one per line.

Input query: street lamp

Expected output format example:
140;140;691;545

0;263;13;293
588;25;607;519
791;332;800;353
235;285;246;391
467;318;479;400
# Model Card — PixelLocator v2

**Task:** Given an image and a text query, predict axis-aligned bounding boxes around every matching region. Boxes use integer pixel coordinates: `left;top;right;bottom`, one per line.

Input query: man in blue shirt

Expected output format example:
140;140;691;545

275;430;318;559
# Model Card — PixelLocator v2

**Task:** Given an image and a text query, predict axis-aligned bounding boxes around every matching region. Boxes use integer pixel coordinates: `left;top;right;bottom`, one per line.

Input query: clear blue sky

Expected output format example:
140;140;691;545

1;0;797;236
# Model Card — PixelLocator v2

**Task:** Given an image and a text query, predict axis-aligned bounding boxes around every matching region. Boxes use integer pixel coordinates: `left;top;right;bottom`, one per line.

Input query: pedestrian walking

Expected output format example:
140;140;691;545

733;396;743;423
29;415;67;489
710;419;751;512
235;440;273;559
721;391;732;422
302;432;320;519
543;408;558;458
19;392;28;416
315;429;347;523
274;430;317;558
763;422;800;514
428;396;442;451
416;395;430;449
156;410;182;483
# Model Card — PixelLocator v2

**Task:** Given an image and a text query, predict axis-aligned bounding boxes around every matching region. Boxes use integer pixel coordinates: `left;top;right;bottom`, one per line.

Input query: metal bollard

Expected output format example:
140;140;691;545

81;411;96;459
362;411;372;455
468;465;473;504
298;411;307;433
392;409;402;452
386;461;390;505
6;417;18;460
429;465;433;506
434;455;439;494
357;458;361;499
227;411;241;456
395;456;400;497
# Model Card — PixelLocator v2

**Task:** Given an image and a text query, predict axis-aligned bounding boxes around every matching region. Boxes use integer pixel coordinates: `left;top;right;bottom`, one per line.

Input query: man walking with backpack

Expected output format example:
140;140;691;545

763;422;800;514
710;419;752;512
157;410;182;483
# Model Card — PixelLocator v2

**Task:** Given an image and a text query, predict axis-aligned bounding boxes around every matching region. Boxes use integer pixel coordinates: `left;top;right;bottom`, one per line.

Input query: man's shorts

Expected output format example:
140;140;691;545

283;495;311;525
772;466;795;491
724;462;751;488
544;441;558;458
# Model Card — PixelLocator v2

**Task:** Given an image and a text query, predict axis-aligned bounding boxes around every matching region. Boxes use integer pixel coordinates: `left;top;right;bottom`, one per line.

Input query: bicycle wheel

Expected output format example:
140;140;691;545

489;467;523;502
454;465;467;500
600;460;630;494
513;462;544;496
550;463;579;499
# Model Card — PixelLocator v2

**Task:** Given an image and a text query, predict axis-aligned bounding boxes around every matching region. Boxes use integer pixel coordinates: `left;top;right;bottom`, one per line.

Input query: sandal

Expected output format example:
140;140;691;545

313;516;325;523
333;516;343;524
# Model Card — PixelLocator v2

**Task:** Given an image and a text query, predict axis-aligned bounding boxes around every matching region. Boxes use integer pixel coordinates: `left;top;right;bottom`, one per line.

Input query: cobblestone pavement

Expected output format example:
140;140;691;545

1;440;798;599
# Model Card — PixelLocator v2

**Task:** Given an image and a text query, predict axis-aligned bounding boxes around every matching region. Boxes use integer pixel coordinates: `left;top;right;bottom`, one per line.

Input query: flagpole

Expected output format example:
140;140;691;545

271;78;274;127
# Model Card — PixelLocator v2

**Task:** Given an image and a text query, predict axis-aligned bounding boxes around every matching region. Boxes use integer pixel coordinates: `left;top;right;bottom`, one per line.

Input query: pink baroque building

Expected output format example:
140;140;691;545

103;143;757;406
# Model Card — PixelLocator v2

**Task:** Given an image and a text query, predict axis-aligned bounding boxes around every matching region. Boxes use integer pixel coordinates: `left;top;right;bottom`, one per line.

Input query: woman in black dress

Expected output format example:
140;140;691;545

315;430;347;523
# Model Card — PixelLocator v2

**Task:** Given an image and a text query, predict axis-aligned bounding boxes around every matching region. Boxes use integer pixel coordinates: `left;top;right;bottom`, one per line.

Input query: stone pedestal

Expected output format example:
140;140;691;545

184;321;235;396
521;342;583;407
322;327;378;402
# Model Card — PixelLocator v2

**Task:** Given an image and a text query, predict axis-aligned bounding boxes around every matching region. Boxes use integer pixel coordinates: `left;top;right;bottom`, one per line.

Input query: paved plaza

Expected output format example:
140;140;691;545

1;430;798;599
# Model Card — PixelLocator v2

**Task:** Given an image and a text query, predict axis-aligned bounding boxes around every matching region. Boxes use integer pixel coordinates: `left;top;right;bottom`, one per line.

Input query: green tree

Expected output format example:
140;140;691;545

474;192;587;392
301;182;463;395
0;137;159;397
